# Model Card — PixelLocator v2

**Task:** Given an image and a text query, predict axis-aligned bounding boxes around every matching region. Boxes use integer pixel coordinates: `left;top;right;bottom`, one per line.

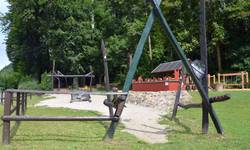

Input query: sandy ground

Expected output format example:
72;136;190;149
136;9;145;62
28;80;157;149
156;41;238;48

36;94;168;143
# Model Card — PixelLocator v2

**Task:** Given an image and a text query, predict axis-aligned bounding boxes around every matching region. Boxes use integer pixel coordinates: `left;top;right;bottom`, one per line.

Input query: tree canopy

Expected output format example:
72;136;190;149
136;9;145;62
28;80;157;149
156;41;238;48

1;0;249;84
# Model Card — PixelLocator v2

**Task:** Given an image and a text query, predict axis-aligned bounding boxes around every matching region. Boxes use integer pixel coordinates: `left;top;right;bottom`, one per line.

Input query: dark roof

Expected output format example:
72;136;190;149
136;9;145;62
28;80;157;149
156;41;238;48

151;60;183;74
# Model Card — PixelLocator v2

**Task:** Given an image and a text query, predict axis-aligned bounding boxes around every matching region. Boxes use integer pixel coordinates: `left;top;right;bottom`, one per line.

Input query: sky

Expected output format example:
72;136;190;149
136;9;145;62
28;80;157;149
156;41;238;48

0;0;10;70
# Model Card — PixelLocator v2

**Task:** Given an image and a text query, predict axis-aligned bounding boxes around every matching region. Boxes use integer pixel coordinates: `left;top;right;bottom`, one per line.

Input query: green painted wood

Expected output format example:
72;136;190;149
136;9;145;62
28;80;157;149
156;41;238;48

122;0;162;92
151;0;223;134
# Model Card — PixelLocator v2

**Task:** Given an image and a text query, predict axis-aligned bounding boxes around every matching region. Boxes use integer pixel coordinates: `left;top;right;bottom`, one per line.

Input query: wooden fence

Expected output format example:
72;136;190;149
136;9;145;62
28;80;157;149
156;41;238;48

208;72;249;89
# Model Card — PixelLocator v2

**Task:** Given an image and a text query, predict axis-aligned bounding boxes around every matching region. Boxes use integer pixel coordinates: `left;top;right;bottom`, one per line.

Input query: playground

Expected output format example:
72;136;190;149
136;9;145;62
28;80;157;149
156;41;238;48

0;91;249;149
0;0;249;149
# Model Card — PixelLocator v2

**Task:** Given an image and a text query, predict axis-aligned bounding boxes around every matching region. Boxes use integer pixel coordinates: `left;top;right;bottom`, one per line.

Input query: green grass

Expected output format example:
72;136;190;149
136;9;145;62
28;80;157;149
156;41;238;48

0;91;250;149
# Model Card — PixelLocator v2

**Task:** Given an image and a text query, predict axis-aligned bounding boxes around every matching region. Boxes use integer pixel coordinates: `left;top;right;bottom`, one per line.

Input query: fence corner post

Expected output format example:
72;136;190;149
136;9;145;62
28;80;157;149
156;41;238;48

2;91;12;145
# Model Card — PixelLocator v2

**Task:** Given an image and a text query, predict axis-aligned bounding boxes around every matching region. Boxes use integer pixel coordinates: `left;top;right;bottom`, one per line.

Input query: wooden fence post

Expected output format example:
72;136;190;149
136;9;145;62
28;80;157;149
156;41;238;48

222;74;227;84
0;90;3;104
21;93;25;115
241;71;244;89
208;74;211;87
25;93;27;110
16;93;20;115
246;72;249;83
218;73;220;84
213;75;216;84
2;92;12;144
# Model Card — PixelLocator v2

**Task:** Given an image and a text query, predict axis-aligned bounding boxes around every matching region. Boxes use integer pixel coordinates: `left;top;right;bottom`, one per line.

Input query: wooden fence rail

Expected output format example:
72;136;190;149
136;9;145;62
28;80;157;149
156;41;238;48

208;71;249;89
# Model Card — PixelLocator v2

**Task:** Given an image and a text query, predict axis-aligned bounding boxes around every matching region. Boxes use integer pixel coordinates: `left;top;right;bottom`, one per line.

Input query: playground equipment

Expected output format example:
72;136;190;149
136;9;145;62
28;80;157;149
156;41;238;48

208;72;249;89
2;0;231;144
49;71;95;103
1;39;128;144
132;60;187;91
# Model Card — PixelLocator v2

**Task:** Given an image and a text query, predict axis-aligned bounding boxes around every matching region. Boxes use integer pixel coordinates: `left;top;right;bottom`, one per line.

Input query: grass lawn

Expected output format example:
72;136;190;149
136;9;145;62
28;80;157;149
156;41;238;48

0;91;250;149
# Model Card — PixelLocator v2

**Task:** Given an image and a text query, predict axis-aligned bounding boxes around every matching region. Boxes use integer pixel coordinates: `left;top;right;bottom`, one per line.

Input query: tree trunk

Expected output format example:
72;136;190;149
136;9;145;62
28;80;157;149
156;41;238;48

216;44;222;73
128;52;133;67
148;35;153;60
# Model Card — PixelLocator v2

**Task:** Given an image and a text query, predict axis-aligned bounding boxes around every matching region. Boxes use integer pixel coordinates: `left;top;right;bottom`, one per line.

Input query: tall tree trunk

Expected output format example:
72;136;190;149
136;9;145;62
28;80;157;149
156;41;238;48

91;0;95;29
216;44;222;73
128;52;133;67
148;35;153;60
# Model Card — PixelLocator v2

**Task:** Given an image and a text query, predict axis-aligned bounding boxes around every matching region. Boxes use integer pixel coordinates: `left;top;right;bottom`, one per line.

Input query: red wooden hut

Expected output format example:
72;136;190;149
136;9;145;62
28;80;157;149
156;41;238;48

132;60;186;91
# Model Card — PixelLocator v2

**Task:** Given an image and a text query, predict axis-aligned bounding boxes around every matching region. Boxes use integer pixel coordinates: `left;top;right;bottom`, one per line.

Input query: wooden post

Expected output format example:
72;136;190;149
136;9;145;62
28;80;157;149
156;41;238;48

21;93;25;115
171;74;185;120
218;73;221;84
101;40;113;117
199;0;209;134
16;93;20;116
223;75;225;85
213;75;216;84
2;92;12;144
208;74;211;87
241;71;245;89
25;93;28;110
52;60;55;89
246;72;249;83
0;90;3;104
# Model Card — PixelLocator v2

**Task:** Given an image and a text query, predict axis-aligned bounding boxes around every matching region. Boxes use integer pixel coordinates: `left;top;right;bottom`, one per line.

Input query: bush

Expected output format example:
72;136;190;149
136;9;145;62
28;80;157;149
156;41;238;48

40;72;52;90
18;76;40;90
0;64;21;89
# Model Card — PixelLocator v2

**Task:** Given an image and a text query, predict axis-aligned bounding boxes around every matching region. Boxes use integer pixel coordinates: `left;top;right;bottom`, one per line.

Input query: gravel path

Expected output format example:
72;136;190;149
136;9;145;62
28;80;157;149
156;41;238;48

36;94;168;143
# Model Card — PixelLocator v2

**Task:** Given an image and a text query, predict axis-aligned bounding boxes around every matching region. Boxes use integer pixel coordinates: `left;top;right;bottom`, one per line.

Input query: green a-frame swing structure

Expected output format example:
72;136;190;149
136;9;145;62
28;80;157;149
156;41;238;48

105;0;230;139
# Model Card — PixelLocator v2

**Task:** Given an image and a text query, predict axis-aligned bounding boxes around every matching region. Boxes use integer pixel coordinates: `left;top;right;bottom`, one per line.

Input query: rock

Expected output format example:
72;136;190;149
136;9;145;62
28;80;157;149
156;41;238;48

126;91;192;112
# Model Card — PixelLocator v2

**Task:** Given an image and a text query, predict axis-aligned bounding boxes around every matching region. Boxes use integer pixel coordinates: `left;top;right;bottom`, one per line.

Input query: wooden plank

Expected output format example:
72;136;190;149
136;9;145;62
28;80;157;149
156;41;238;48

2;92;12;144
2;116;118;121
6;89;128;95
151;0;223;134
48;74;95;78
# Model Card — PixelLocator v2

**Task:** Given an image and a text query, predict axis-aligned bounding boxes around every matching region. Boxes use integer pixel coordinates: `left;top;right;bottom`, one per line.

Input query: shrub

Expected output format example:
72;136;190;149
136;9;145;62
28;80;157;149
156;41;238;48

0;64;21;89
40;72;52;90
18;76;40;90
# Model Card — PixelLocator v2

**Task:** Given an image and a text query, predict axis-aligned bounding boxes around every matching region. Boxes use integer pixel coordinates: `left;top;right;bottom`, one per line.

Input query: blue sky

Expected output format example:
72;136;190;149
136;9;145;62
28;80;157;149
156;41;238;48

0;0;10;70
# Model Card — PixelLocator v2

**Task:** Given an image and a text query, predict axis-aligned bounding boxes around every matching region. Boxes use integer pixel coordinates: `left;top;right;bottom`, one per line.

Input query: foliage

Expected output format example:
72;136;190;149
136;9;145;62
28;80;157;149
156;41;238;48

18;76;40;90
39;71;52;90
0;0;250;85
0;64;21;89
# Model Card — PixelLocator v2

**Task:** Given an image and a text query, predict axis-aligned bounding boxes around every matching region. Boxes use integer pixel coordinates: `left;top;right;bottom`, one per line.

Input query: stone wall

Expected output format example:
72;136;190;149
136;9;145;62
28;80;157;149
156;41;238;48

126;91;192;112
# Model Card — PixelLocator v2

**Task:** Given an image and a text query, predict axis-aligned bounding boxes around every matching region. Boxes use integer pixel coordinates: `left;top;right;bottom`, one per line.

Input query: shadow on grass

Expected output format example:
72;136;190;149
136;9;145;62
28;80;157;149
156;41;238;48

162;115;201;135
10;121;21;139
13;134;103;143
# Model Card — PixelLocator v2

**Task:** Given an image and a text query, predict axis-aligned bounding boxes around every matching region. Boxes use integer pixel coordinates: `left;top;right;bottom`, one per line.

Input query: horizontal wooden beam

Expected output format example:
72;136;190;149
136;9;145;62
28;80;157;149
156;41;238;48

48;75;95;78
178;94;230;109
2;116;119;121
5;89;128;95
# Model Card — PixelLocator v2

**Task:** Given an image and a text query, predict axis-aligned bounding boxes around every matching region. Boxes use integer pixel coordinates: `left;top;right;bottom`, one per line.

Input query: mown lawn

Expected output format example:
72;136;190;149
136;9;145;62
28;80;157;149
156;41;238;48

0;91;250;150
